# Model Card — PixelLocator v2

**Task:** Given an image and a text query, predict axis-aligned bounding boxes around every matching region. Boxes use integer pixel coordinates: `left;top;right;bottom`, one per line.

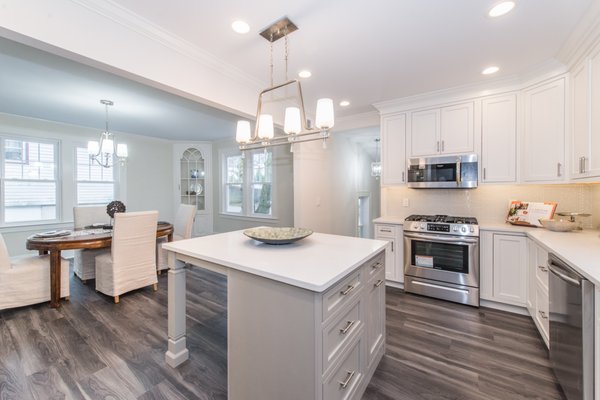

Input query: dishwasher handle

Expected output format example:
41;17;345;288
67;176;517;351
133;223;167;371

547;257;581;287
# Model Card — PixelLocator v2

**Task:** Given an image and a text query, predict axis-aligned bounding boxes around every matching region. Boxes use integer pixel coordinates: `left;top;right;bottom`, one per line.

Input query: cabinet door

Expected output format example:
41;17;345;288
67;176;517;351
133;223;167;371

571;60;590;178
481;95;517;182
440;102;474;154
366;271;385;369
522;78;566;182
492;234;527;306
409;109;439;157
526;239;536;315
381;113;406;185
395;226;404;284
588;46;600;177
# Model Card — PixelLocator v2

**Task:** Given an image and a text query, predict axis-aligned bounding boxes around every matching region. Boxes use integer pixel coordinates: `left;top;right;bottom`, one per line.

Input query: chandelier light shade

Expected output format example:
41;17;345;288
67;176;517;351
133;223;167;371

88;99;128;167
236;17;335;151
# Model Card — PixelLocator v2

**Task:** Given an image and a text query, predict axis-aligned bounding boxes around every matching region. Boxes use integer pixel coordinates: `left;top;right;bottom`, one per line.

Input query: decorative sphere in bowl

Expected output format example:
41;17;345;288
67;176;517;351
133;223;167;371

538;218;577;232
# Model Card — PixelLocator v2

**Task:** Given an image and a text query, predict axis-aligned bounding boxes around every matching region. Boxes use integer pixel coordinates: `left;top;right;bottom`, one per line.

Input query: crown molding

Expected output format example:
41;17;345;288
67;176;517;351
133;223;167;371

373;59;566;115
68;0;265;90
557;0;600;69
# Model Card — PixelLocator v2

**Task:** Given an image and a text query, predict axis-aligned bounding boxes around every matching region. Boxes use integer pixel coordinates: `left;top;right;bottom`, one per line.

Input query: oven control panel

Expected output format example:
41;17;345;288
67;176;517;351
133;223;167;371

427;223;449;232
407;222;479;237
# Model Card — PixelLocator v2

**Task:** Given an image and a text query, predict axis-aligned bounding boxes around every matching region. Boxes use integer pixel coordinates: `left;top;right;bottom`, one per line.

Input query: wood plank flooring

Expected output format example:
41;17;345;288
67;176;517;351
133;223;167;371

0;265;564;399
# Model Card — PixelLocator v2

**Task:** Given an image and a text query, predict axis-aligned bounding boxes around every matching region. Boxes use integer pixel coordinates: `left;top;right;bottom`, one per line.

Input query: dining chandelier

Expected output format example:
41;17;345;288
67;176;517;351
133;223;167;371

88;99;128;168
236;17;334;151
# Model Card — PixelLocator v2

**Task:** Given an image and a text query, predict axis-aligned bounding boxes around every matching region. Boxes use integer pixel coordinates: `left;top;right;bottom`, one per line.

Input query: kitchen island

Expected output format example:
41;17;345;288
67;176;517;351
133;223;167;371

163;229;388;400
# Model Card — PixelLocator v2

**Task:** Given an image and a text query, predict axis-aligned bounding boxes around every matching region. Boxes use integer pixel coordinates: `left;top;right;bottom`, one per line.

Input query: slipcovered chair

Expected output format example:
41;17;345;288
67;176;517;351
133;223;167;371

73;206;110;282
156;204;196;272
95;211;159;304
0;233;69;310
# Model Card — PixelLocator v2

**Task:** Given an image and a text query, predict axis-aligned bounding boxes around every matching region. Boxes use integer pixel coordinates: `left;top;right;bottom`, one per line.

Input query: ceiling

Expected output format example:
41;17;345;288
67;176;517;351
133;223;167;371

0;0;594;141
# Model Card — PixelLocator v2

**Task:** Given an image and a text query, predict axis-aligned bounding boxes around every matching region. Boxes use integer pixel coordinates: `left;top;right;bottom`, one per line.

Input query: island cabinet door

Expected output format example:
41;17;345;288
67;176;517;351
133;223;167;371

365;268;386;370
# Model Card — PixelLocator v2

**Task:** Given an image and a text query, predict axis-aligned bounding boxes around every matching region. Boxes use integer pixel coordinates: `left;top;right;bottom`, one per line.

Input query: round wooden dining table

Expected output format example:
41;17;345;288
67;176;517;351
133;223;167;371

26;221;174;308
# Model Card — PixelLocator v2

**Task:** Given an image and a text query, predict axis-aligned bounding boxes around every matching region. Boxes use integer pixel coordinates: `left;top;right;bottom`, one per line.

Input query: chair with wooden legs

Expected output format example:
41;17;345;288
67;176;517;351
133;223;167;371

95;211;159;303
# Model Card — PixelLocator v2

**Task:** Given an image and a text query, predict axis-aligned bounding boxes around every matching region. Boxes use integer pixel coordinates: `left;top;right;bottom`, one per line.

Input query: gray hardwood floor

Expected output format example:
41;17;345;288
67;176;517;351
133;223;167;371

0;265;564;399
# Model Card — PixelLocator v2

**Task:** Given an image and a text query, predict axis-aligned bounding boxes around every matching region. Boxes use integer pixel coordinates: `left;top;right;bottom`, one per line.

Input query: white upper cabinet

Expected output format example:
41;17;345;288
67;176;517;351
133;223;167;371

408;102;474;157
381;113;407;185
409;108;439;157
481;94;517;183
522;77;566;182
571;44;600;179
440;102;474;154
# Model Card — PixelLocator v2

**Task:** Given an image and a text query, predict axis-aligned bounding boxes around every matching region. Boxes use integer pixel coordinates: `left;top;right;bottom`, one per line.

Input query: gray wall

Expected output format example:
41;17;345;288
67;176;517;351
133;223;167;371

0;112;173;255
212;138;294;233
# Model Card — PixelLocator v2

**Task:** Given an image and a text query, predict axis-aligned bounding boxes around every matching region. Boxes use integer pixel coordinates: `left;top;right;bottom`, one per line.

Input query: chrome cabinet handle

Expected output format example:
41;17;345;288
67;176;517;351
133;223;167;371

374;279;384;288
401;171;405;182
391;241;394;252
441;140;445;152
581;156;586;173
340;284;355;296
339;370;356;389
483;167;486;180
371;262;383;270
436;141;440;152
380;229;392;233
339;320;355;335
538;265;548;272
557;162;562;177
539;310;548;319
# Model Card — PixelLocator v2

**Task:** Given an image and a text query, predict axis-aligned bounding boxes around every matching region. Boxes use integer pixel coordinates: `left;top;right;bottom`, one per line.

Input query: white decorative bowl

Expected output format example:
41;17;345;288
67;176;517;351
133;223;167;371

538;218;577;232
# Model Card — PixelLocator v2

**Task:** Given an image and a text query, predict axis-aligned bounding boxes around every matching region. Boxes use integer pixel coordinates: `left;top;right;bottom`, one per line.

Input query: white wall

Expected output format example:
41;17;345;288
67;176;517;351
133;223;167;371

382;183;599;228
294;127;381;237
212;138;294;233
0;112;173;255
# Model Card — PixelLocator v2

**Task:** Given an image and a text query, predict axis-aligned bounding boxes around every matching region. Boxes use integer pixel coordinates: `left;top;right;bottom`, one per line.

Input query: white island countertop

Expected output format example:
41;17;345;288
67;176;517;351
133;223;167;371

163;230;388;292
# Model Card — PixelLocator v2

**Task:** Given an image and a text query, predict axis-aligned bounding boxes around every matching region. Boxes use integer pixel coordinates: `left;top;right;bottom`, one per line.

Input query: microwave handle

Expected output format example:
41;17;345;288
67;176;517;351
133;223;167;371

456;159;462;184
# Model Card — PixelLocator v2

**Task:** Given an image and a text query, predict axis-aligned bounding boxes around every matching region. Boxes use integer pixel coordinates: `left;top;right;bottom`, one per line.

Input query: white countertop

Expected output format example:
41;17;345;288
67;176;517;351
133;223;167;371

163;230;388;293
373;216;405;225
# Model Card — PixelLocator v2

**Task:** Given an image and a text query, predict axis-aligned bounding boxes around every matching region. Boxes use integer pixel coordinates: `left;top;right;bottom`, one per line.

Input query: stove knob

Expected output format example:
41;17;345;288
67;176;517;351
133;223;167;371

453;226;458;232
420;223;426;229
470;226;474;233
461;227;467;233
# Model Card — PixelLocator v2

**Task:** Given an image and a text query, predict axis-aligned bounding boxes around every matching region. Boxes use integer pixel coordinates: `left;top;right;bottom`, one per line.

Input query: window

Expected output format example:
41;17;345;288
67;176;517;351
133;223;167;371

2;137;58;223
222;150;273;217
75;147;115;205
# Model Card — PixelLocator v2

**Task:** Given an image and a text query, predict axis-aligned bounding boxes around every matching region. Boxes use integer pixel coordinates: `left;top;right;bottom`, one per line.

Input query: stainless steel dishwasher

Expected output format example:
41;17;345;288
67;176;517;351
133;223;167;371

547;253;595;400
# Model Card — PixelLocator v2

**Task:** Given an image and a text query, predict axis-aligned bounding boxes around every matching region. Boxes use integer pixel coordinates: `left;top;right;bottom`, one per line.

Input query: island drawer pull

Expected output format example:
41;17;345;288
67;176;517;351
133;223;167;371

371;262;383;270
538;265;548;272
380;228;392;233
374;279;384;288
539;310;548;319
339;370;356;389
339;320;355;335
340;285;355;296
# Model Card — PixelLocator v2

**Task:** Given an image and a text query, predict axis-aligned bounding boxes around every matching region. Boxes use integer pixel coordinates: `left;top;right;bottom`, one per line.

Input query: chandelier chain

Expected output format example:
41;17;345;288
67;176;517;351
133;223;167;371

284;28;289;82
269;33;274;87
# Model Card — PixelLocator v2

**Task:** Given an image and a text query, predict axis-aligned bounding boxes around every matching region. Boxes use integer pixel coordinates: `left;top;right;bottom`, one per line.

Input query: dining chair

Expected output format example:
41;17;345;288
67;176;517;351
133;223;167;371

156;204;196;272
0;233;70;310
73;206;110;282
95;211;159;304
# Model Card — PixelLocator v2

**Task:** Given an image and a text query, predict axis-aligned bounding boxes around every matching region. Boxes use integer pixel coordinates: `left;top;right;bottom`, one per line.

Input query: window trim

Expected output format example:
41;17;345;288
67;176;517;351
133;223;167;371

220;148;277;220
74;145;117;206
0;134;62;227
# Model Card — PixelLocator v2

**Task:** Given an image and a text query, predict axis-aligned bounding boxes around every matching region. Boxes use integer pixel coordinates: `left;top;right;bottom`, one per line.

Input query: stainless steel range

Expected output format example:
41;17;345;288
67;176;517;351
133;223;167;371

403;215;480;307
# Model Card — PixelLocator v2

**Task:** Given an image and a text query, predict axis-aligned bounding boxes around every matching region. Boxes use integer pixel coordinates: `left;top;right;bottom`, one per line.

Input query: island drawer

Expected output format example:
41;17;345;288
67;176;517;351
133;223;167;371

322;338;363;400
375;224;396;238
323;298;362;373
322;271;362;322
364;253;385;282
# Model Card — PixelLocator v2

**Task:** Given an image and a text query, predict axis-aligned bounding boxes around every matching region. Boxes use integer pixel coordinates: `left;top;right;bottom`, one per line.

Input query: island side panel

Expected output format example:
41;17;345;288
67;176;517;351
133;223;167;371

165;251;190;367
228;269;317;400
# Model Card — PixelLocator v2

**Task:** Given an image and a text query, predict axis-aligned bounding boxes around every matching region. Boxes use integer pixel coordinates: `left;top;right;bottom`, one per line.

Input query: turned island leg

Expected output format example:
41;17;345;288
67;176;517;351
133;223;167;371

165;251;189;367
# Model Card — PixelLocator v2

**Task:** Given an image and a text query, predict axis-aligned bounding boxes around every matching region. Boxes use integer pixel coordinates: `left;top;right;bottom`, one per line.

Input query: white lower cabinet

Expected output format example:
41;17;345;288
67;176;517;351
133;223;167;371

527;238;550;347
481;231;527;307
374;223;404;283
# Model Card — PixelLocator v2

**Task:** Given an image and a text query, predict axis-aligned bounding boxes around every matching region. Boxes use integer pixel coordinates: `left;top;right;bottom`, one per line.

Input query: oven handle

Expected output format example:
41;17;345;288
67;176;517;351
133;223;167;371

456;158;462;184
404;232;479;245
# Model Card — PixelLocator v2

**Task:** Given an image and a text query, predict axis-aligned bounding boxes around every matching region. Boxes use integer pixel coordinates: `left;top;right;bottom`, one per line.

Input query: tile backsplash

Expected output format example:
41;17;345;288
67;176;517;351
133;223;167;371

382;183;600;228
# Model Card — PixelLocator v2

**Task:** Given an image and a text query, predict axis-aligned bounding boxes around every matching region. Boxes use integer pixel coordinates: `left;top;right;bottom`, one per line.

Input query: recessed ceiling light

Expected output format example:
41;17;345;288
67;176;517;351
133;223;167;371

339;100;350;107
298;70;312;78
482;66;500;75
231;20;250;34
488;1;516;18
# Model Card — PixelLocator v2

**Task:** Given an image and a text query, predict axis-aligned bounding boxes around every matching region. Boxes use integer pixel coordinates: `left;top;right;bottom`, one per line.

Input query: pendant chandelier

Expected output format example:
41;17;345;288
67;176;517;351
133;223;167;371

236;17;334;151
371;138;381;178
87;99;128;168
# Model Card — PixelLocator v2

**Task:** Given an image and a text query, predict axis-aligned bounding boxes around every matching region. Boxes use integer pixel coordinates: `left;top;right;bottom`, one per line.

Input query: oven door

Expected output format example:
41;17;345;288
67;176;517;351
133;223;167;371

404;232;479;288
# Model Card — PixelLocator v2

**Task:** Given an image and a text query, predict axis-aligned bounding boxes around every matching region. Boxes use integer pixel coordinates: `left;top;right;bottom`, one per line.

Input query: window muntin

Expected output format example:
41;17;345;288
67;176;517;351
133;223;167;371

2;138;58;223
75;147;115;205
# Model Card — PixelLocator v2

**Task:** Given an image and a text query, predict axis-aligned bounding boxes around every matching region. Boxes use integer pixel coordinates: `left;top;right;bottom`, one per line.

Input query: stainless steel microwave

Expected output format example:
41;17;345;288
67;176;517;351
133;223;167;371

407;154;478;189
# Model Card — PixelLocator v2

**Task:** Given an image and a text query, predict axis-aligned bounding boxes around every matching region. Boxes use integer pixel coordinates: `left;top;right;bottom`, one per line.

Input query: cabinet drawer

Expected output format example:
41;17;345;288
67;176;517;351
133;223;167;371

364;253;385;282
322;339;363;400
322;271;362;322
375;224;396;238
323;299;362;373
535;246;549;291
535;283;550;345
